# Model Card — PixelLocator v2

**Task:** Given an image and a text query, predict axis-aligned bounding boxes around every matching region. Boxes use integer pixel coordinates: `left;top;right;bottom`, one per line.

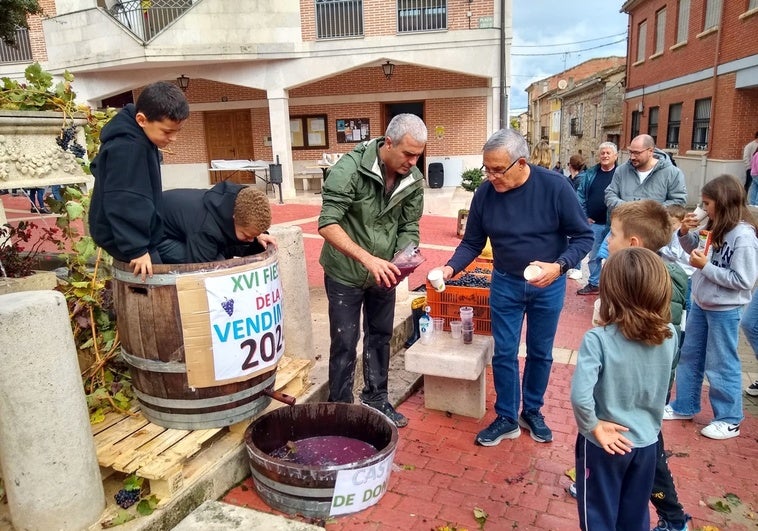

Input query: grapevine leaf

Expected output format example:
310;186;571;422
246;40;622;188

565;467;576;481
137;495;159;515
89;408;106;424
473;506;488;529
65;200;85;220
102;509;134;528
123;475;143;492
708;500;732;513
724;492;741;506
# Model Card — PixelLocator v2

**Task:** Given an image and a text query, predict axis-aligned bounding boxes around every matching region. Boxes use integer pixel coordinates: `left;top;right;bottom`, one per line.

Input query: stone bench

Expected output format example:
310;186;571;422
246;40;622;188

404;334;493;419
296;170;324;192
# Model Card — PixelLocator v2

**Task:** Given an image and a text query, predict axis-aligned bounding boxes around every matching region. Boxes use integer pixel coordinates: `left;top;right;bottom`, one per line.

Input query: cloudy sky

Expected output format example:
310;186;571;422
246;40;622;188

510;1;629;111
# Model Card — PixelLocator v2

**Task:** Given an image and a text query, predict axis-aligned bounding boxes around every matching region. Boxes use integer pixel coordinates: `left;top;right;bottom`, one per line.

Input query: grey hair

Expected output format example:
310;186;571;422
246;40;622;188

483;128;529;160
598;141;618;153
385;114;428;144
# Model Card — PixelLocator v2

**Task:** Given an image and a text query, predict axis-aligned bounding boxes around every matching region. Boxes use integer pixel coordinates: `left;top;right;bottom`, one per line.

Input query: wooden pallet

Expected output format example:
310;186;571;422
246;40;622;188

92;355;312;504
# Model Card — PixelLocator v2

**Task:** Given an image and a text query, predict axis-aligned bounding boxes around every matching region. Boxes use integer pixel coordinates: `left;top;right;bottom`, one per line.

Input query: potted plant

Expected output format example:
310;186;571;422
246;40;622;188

456;167;484;238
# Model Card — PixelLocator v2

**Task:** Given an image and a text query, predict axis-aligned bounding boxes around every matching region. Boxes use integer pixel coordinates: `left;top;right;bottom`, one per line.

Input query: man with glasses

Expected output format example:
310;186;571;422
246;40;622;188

437;129;593;446
605;134;687;213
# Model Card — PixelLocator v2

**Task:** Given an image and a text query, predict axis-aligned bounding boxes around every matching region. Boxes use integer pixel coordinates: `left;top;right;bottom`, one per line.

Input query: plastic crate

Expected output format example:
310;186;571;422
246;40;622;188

426;262;492;335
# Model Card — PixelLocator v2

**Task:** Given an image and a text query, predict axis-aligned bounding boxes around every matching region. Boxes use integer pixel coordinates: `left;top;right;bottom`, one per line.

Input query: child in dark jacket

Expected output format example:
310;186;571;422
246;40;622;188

89;81;189;280
158;182;276;263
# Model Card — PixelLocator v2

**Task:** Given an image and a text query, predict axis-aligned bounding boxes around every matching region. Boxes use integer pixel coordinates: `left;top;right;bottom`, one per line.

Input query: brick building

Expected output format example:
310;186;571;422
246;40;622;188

0;0;513;197
525;56;626;166
621;0;758;200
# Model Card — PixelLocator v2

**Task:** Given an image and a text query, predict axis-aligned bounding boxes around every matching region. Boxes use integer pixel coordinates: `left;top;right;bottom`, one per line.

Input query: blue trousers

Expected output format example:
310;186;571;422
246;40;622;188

489;269;565;419
576;433;657;531
587;223;609;286
741;293;758;357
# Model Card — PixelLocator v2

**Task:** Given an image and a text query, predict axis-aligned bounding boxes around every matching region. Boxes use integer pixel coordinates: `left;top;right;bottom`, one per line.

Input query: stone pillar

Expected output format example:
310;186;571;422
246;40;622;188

267;89;296;200
268;225;315;361
0;291;104;530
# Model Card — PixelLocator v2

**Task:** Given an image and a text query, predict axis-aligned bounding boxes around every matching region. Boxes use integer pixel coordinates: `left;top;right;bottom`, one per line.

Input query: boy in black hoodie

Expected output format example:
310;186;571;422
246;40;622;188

157;182;276;264
89;81;189;280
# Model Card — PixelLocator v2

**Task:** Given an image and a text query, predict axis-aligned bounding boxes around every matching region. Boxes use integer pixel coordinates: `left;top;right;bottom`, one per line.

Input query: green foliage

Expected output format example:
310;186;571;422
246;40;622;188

0;0;42;46
0;62;79;114
460;167;484;193
0;220;59;277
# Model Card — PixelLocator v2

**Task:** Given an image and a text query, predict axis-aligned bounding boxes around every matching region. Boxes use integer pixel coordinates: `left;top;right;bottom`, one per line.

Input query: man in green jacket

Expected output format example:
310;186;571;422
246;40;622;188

318;113;427;427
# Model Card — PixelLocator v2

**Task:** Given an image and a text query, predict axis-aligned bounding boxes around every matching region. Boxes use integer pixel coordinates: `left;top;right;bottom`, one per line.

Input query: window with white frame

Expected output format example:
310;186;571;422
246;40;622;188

637;20;647;62
692;98;711;150
676;0;690;43
750;0;758;10
655;8;666;54
666;103;682;149
704;0;722;30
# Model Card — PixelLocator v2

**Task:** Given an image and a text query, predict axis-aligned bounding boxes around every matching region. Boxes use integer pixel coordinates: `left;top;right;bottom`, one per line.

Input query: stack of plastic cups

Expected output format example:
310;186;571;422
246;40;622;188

460;306;474;344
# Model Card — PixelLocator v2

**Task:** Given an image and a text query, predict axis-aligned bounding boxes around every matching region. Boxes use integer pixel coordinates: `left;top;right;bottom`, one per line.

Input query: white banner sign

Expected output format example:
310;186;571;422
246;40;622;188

204;261;285;381
329;451;395;516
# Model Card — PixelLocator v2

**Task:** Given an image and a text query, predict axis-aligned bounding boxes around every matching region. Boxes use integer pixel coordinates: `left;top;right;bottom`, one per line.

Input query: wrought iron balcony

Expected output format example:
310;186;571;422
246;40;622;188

106;0;193;42
316;0;364;39
0;28;33;63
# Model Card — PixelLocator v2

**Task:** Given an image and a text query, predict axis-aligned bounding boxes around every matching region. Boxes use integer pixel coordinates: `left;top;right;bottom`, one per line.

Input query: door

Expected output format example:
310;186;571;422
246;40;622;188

383;102;425;175
204;110;255;184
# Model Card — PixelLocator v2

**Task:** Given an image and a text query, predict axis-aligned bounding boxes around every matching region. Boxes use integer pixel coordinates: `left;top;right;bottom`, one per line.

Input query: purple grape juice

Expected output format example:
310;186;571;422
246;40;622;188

270;435;378;466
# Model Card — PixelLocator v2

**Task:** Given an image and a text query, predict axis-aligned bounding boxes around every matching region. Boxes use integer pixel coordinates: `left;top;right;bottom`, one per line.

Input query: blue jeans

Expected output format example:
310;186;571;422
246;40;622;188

741;294;758;358
587;223;609;286
489;269;566;420
749;177;758;206
670;302;743;424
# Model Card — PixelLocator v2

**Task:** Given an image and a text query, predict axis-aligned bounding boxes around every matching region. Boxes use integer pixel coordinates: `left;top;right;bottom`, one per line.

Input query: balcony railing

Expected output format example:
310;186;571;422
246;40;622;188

570;118;583;137
397;0;447;33
0;28;33;64
316;0;364;39
106;0;192;42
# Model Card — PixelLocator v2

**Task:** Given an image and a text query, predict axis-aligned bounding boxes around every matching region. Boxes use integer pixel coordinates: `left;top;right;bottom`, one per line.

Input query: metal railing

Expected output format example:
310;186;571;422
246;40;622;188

0;28;33;63
397;0;447;33
316;0;364;39
106;0;193;42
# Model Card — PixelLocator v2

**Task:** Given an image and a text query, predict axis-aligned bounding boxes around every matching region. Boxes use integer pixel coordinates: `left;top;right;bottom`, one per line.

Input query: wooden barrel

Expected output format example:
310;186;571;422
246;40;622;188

244;403;398;518
113;249;278;430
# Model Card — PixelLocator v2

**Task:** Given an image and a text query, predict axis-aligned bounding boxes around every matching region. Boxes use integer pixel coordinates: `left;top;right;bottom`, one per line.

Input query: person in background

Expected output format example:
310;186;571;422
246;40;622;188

605;134;687;213
660;204;696;312
437;128;592;446
552;160;563;175
571;247;678;531
26;187;49;214
89;81;189;281
575;143;618;295
529;140;552;169
742;295;758;397
742;130;758;197
566;153;586;192
664;175;758;440
318;113;427;428
748;148;758;206
157;182;276;264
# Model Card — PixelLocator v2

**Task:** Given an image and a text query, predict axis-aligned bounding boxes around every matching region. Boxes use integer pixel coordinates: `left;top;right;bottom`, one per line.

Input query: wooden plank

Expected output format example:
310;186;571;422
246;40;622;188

111;428;191;474
136;429;221;480
98;422;166;468
90;406;141;436
274;357;311;391
94;415;150;460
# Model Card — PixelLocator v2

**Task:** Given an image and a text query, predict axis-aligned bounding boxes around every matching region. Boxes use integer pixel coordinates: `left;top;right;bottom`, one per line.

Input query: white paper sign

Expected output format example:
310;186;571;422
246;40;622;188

204;261;285;381
329;450;395;516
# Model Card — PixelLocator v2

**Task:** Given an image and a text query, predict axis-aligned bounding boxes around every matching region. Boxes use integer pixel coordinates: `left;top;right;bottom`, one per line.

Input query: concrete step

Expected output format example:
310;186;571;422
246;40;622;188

173;500;325;530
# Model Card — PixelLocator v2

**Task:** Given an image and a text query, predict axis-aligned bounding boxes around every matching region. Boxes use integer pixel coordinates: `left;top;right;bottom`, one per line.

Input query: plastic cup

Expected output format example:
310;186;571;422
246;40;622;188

523;265;542;281
427;269;446;292
592;299;602;326
693;205;707;222
432;318;445;334
462;322;474;344
450;320;463;339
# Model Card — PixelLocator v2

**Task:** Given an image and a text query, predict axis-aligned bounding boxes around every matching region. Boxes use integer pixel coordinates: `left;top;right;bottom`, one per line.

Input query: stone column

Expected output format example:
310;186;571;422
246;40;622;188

267;89;296;200
268;225;315;362
0;290;104;530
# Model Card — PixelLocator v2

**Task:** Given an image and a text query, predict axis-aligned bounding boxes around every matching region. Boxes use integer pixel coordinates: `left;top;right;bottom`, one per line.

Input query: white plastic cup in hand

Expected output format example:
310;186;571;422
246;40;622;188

693;206;707;223
450;320;463;339
523;265;542;281
592;298;602;326
427;269;446;292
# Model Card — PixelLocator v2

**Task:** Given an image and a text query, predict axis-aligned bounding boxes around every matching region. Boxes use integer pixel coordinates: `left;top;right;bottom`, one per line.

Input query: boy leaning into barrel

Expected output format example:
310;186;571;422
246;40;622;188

89;81;190;281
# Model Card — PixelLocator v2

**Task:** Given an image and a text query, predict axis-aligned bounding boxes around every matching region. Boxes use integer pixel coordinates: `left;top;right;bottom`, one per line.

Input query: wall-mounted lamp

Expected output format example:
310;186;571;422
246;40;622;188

177;75;190;92
381;61;395;80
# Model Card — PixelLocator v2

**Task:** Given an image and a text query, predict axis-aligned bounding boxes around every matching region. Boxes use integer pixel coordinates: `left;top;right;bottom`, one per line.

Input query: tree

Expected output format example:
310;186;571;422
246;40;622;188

0;0;42;46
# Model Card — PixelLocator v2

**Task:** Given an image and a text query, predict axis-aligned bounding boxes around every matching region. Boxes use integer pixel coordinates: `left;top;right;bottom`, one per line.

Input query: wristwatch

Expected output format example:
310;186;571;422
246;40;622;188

556;258;569;275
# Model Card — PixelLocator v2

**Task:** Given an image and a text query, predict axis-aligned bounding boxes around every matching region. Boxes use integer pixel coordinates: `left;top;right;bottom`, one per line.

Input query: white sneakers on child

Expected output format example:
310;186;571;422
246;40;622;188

700;421;740;440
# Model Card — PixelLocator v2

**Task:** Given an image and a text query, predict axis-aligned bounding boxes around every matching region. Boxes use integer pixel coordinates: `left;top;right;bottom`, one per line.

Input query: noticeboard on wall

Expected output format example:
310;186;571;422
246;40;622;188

336;118;370;143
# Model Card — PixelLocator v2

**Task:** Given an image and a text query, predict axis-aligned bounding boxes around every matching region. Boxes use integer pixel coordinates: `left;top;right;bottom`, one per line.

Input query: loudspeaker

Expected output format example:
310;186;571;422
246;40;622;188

428;162;444;188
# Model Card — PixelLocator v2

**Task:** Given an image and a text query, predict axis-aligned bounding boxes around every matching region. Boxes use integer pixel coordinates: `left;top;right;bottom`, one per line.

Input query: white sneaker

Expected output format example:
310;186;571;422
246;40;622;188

567;268;583;280
662;404;694;421
700;421;740;440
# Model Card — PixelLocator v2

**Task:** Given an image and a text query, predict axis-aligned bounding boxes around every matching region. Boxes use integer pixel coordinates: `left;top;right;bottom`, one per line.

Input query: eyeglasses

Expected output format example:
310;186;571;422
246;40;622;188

481;158;521;179
628;147;652;156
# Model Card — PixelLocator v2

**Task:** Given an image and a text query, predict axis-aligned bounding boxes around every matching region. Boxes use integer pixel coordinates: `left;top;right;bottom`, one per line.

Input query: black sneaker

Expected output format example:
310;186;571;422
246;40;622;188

361;401;408;428
475;415;520;446
576;284;599;296
518;409;553;442
746;380;758;397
